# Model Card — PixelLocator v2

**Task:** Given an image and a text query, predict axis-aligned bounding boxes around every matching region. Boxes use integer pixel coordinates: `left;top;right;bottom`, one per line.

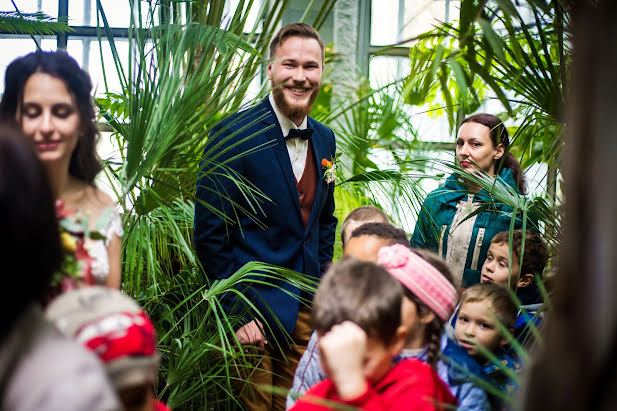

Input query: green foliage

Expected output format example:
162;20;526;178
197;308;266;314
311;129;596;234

0;11;72;35
402;0;570;173
91;0;337;408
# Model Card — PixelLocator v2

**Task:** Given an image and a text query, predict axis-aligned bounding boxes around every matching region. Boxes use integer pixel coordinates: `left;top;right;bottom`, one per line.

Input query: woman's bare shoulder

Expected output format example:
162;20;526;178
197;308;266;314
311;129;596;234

70;181;117;217
86;186;116;210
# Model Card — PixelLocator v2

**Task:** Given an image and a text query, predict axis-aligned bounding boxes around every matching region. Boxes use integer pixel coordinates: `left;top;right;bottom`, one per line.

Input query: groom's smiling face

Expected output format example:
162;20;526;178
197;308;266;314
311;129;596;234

267;36;323;125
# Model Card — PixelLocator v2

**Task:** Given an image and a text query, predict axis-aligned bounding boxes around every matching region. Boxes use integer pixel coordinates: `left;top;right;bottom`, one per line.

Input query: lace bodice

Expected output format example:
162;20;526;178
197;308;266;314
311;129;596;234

58;205;123;284
83;207;123;282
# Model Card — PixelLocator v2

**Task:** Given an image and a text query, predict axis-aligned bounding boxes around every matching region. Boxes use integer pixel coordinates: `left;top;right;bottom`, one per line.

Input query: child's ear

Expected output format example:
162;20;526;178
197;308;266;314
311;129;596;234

517;273;535;288
388;325;408;357
500;328;515;347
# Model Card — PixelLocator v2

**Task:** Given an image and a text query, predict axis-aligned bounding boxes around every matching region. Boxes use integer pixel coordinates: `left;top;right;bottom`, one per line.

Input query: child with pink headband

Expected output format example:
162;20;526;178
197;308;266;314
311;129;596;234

288;244;489;410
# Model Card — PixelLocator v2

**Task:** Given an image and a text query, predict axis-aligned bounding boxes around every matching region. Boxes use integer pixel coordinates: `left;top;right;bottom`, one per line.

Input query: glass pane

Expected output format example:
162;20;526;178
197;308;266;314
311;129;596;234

370;0;399;46
283;0;334;44
227;0;264;33
371;0;461;46
525;163;548;197
69;0;132;27
0;0;58;18
0;38;41;95
83;38;129;96
369;54;453;146
369;55;410;86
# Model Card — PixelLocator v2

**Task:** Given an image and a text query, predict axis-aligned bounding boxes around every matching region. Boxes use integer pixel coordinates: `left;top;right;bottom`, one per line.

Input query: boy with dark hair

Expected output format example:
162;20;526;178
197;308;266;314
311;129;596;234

480;229;549;343
289;226;489;410
291;259;456;410
344;222;409;261
481;230;549;297
340;205;389;247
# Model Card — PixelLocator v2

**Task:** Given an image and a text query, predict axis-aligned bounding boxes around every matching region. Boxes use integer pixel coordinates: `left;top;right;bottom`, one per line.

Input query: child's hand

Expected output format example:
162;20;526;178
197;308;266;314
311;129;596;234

318;321;368;400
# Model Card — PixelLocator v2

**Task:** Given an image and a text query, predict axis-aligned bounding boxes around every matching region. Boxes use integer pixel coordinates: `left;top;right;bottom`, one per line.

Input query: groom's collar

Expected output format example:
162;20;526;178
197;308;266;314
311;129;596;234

268;93;308;137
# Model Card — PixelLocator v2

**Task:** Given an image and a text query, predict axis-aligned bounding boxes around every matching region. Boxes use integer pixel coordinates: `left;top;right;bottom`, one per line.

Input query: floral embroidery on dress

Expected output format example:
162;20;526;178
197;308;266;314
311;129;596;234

49;202;123;300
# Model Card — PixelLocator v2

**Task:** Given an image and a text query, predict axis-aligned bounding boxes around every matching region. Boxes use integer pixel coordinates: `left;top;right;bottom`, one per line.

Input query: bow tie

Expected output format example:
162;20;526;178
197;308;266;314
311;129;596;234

285;128;314;141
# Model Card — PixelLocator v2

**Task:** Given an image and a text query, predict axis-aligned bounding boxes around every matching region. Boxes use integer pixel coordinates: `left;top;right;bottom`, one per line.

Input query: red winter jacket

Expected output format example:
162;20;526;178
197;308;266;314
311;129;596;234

290;358;457;410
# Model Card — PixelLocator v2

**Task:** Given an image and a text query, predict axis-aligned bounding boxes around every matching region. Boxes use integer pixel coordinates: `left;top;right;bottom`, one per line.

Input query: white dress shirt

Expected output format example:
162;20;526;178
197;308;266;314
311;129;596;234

269;93;309;181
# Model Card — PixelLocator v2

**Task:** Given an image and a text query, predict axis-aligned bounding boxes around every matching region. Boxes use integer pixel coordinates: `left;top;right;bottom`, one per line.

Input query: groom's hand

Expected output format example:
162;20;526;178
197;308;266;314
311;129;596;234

236;319;268;348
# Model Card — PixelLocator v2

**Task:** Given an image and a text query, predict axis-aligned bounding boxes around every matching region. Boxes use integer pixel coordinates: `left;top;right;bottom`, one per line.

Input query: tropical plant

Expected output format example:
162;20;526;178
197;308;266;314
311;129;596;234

402;0;570;200
0;10;72;36
93;0;337;408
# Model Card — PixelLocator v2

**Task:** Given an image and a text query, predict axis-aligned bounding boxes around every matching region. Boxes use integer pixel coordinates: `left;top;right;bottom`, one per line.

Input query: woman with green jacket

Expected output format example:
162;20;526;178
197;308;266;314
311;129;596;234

411;113;533;288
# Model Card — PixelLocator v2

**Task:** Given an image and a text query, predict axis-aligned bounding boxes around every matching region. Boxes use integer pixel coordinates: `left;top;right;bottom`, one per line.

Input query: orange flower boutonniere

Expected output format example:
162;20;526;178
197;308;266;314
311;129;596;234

321;157;336;184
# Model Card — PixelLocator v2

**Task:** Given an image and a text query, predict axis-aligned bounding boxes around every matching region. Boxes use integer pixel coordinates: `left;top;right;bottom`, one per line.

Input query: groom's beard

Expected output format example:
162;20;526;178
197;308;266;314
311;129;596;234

272;81;320;121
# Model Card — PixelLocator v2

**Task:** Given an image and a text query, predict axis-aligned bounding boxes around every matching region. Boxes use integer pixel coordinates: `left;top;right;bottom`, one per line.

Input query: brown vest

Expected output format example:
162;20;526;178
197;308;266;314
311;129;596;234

296;141;318;227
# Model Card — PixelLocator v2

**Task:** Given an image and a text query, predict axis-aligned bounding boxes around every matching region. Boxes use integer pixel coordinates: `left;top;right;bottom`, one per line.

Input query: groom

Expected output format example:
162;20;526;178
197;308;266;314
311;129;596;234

194;23;337;410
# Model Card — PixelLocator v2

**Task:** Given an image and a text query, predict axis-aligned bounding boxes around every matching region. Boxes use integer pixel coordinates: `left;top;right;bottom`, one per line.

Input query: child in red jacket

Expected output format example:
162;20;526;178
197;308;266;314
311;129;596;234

291;258;457;410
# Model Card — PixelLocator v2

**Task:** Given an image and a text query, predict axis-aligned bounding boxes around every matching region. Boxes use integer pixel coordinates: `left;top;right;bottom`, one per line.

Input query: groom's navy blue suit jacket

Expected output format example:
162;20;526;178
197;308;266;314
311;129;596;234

194;98;337;341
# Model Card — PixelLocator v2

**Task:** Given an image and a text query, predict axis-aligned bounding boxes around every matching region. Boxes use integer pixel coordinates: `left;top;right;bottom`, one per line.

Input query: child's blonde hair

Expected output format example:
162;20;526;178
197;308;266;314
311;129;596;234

460;283;518;329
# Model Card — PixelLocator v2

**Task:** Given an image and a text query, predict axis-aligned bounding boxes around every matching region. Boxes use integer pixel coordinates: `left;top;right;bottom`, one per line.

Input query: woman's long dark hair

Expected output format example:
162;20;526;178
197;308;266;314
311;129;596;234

0;126;62;332
461;113;526;194
0;51;101;184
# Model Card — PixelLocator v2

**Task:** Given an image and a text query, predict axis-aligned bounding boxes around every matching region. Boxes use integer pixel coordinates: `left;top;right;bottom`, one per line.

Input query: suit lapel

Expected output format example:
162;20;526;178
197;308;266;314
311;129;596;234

304;117;325;234
261;99;302;217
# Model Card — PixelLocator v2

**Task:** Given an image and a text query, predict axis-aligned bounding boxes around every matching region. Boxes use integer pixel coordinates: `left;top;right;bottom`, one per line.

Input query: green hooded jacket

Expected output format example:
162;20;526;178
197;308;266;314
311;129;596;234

410;168;536;287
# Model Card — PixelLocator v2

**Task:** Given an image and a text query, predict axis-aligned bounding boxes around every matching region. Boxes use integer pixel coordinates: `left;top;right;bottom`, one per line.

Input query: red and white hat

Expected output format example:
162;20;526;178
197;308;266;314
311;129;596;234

46;286;158;390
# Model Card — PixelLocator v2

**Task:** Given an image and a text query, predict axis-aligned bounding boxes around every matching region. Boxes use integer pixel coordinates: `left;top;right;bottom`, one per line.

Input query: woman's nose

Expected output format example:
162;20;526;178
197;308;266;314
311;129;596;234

459;143;470;156
39;111;54;134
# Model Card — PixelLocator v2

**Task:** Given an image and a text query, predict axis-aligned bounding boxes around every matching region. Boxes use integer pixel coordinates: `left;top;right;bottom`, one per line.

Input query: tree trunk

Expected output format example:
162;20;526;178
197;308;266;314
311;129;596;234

521;1;617;410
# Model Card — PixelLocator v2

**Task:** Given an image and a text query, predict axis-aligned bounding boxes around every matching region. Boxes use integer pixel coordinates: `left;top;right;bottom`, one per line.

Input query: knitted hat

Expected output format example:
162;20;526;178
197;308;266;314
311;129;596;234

45;286;159;390
377;244;457;321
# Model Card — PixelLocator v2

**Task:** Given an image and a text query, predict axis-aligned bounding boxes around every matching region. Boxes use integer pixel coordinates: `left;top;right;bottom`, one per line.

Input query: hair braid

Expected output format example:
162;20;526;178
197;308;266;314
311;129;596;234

425;316;445;369
405;289;446;370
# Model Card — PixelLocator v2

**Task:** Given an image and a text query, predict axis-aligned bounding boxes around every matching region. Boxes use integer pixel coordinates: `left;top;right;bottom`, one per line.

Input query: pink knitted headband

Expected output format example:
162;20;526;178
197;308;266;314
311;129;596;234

377;244;457;321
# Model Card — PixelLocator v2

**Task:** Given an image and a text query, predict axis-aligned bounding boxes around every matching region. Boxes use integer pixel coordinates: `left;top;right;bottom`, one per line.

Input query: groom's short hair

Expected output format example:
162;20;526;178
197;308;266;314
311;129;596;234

270;23;325;60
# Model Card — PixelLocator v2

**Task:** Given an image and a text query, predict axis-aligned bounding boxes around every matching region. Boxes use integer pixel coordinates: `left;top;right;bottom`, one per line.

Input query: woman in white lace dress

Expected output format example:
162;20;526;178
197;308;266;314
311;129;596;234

0;51;122;289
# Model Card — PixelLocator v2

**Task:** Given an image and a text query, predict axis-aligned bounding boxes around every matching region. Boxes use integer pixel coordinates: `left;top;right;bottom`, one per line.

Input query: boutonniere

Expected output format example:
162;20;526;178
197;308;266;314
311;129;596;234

321;157;336;184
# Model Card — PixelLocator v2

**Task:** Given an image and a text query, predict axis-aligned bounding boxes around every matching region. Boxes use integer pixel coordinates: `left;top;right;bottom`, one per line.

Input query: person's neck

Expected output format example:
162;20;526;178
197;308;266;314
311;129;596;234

268;93;307;128
45;160;71;199
290;115;304;127
463;171;497;193
465;183;482;193
404;332;428;350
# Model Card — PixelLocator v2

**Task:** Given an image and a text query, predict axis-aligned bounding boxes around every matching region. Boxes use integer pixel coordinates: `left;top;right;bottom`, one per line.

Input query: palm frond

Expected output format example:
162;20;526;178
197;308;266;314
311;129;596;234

0;11;72;35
